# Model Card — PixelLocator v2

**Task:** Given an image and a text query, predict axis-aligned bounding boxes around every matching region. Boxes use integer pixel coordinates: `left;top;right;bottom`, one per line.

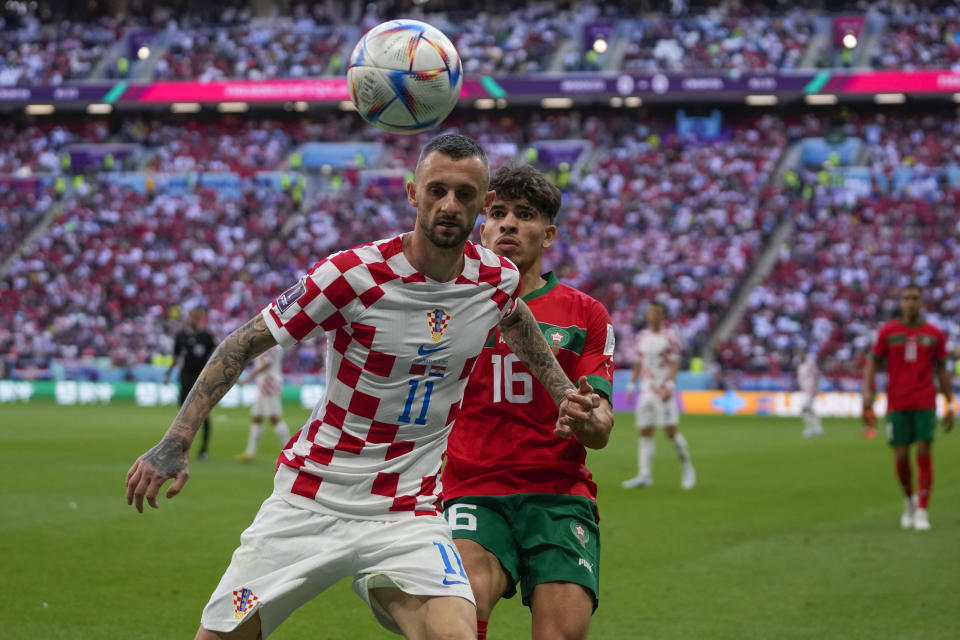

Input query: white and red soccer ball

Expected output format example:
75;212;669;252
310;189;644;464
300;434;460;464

348;19;463;135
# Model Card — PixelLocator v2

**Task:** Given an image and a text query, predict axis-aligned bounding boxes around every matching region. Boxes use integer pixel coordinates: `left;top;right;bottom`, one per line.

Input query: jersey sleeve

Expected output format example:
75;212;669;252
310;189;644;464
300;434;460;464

576;299;615;401
261;256;357;349
870;325;887;360
936;329;947;361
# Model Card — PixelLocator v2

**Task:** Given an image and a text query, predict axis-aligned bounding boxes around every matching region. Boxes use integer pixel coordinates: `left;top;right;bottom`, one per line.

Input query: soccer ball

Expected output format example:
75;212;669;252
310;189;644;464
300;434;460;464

347;19;462;135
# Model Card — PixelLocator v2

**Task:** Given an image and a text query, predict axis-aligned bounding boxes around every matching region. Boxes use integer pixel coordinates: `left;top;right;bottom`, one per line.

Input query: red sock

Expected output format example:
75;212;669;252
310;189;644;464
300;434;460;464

917;454;933;509
477;618;488;640
895;459;913;498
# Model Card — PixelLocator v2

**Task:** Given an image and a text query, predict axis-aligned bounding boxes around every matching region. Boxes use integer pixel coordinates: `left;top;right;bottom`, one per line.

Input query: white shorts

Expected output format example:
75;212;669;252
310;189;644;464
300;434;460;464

200;492;476;637
635;393;679;428
251;392;282;417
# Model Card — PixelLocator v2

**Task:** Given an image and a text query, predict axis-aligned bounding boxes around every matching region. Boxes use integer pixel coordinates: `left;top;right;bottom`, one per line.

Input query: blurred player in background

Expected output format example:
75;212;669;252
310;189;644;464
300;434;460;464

126;134;596;640
798;352;823;438
234;346;291;462
622;302;695;490
164;307;217;460
443;165;614;640
862;284;954;531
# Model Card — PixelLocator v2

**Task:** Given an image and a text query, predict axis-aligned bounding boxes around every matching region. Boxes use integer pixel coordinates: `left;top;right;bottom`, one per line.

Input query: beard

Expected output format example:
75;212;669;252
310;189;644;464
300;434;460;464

419;210;473;249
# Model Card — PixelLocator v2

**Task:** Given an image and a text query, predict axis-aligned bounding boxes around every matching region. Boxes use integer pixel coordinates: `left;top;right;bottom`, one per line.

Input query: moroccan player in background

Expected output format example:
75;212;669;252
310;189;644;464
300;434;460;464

442;165;614;640
862;284;954;531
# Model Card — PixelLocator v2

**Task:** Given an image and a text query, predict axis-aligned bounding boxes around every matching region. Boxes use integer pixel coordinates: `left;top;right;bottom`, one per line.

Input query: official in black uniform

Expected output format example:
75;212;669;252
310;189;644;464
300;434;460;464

164;307;218;459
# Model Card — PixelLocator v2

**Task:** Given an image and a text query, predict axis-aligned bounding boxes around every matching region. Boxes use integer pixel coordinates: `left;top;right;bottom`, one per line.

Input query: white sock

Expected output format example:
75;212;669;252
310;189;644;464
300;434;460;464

672;433;691;466
639;436;654;478
273;420;291;444
245;423;264;457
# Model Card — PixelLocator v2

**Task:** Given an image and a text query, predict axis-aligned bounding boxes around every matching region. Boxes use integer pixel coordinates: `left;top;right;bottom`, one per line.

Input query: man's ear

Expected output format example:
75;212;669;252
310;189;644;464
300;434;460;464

542;224;557;249
406;179;417;207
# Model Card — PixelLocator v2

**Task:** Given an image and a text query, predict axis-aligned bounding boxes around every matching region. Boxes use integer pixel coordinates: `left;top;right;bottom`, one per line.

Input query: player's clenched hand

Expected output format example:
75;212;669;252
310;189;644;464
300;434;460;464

942;409;954;434
555;376;601;440
125;435;190;513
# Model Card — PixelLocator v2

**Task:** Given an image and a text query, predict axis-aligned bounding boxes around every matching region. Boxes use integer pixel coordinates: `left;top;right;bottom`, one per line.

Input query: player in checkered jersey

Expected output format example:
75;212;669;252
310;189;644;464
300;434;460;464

125;134;598;640
442;165;615;640
622;302;696;490
234;346;291;462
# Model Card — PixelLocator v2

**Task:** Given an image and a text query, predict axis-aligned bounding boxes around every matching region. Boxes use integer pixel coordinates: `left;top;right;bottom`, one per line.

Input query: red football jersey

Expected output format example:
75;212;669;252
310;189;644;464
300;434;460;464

442;272;615;502
870;319;946;411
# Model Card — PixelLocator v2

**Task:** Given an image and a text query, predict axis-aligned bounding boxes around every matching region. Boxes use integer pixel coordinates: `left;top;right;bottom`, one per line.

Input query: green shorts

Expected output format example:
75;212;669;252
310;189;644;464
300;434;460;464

444;494;600;609
886;409;936;446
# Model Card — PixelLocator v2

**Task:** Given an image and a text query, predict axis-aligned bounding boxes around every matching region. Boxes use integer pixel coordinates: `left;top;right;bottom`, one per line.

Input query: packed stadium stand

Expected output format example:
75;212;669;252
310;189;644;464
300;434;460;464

3;0;960;391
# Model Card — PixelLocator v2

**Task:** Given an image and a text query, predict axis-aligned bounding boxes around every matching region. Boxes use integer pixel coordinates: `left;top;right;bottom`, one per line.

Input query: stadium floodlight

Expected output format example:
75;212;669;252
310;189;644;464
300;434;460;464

842;33;857;49
474;99;495;110
593;38;608;54
874;93;906;104
624;96;642;107
339;100;357;111
87;103;113;114
137;46;150;60
294;101;309;112
745;94;778;106
540;97;573;109
25;104;55;115
954;93;960;103
495;98;507;109
171;102;202;113
217;102;249;113
805;94;838;105
609;97;624;107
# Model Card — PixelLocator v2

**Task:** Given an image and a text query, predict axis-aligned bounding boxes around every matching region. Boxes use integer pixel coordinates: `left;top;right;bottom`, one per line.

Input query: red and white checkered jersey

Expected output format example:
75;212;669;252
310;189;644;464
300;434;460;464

261;235;520;520
254;347;283;398
635;328;682;394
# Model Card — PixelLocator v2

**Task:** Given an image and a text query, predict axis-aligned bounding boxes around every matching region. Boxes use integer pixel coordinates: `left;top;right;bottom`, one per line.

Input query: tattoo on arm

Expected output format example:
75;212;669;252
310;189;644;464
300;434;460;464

500;300;573;405
142;433;191;475
169;314;278;442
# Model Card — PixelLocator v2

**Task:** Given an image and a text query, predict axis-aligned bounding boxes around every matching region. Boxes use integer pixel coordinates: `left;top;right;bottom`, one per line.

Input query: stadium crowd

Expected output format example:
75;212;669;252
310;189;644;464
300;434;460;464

3;1;960;85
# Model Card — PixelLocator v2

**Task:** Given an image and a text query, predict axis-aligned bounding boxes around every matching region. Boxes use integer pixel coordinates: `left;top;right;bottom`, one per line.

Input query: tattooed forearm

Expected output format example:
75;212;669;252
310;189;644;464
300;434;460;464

168;314;278;441
500;300;574;406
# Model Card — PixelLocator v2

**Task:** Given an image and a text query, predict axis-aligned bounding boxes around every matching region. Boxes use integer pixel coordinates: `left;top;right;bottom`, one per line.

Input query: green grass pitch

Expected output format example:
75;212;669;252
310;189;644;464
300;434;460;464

1;401;957;639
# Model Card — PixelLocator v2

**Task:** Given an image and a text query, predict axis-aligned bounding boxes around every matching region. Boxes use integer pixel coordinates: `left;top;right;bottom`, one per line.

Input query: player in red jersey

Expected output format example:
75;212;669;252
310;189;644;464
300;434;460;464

862;284;954;531
443;164;614;640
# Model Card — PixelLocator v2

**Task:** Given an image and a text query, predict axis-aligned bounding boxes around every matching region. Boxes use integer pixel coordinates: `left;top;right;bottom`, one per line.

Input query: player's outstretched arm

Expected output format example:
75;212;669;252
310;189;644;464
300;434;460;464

499;300;601;443
125;314;277;513
499;299;575;405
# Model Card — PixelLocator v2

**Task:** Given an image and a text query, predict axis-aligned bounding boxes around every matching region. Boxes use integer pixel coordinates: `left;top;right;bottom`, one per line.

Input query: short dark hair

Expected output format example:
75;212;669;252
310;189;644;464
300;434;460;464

648;301;667;312
901;284;922;295
488;164;562;223
416;133;488;173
